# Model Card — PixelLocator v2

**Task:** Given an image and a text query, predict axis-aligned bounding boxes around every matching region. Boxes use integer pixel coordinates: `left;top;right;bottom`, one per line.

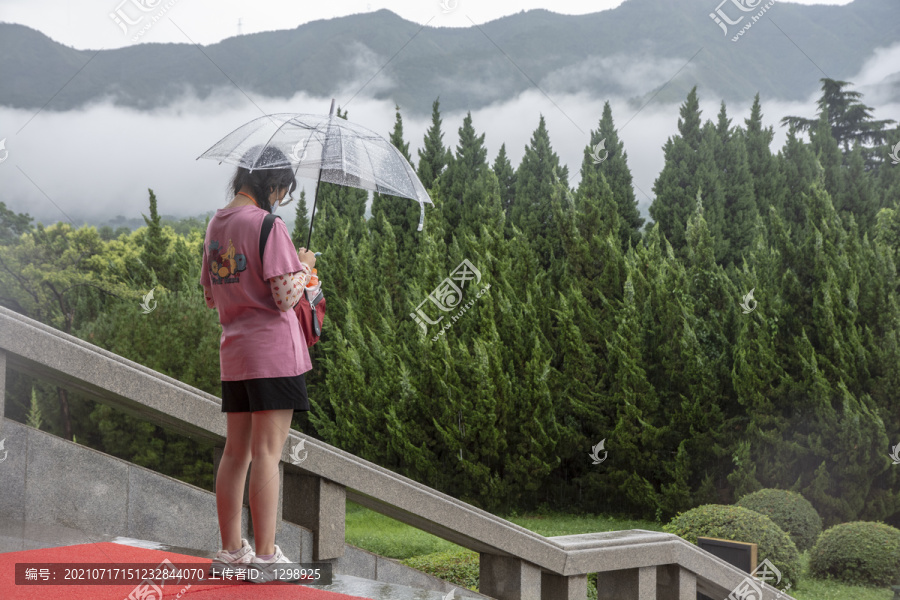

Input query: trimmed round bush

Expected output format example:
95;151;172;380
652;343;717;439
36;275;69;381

736;489;822;551
664;504;801;589
809;521;900;587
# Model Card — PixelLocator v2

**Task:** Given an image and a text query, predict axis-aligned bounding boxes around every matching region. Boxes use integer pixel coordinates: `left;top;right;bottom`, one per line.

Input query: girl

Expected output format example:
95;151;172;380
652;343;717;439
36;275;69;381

201;145;320;583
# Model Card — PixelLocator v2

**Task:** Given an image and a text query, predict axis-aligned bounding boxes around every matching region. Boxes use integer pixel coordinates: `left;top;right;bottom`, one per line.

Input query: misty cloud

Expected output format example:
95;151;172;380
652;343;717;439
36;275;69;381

1;42;897;230
541;51;696;98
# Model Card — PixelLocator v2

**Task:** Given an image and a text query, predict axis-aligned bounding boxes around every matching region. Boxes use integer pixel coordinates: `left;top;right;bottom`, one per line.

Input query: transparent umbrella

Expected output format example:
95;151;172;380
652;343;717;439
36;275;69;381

197;99;432;249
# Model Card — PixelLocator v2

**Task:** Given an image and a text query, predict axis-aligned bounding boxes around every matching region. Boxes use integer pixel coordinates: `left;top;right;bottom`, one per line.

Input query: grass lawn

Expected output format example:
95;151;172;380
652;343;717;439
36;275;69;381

344;501;896;600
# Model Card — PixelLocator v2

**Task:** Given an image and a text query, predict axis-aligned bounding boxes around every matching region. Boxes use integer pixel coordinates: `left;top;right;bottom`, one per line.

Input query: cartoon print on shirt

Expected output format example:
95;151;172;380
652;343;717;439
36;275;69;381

208;239;247;284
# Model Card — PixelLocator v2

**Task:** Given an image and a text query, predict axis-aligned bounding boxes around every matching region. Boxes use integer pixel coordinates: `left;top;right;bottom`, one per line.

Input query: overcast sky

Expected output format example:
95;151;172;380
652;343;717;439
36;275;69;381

1;0;855;50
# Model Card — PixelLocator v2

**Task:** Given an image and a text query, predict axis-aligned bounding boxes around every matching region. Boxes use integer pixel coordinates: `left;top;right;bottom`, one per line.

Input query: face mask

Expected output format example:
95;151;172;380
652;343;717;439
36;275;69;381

270;200;279;214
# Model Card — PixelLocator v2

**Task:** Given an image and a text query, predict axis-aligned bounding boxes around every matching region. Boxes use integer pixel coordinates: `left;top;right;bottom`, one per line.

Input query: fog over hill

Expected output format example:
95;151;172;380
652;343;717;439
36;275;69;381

0;0;898;227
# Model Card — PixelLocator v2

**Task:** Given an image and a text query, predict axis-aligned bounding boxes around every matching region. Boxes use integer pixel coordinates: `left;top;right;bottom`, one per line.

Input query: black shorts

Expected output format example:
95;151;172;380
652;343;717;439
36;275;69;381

221;374;310;413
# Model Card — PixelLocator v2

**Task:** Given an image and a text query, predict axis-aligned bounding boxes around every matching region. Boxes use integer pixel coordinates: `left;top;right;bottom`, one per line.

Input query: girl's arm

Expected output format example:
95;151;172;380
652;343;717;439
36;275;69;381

269;263;312;311
203;284;216;309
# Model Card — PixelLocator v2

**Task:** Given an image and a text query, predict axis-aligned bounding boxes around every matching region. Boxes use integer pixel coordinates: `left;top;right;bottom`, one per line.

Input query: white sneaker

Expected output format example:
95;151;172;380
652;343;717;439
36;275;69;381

247;545;297;583
209;538;255;578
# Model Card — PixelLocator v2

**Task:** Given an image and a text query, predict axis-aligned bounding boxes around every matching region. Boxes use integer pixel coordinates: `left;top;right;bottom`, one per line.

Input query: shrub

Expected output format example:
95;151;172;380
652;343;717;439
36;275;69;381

664;504;800;589
736;489;823;551
808;521;900;587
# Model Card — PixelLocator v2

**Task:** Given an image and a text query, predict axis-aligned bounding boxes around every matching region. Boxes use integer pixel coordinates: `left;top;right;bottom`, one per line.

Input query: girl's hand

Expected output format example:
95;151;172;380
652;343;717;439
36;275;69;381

297;247;317;270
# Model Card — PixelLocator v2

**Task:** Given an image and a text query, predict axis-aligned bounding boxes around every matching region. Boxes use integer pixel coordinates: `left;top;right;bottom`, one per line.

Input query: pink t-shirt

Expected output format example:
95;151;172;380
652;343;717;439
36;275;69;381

201;204;312;381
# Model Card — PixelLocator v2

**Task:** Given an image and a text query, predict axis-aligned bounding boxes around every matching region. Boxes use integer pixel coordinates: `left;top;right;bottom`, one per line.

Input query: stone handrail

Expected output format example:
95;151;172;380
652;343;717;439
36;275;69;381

0;305;796;600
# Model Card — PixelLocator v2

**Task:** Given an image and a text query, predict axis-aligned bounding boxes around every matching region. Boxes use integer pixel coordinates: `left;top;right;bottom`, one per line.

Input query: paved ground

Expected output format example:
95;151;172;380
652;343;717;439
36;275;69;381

0;518;482;600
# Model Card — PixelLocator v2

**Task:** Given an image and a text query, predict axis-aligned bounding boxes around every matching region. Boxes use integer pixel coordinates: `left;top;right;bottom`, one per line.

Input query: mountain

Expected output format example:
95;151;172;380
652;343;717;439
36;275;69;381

0;0;898;115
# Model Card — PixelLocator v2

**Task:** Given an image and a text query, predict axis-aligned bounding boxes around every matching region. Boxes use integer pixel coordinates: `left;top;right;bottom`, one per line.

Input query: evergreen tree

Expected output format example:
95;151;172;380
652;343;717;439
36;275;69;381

417;98;450;191
714;102;759;267
291;189;310;248
841;145;878;231
492;144;517;216
778;125;823;230
650;87;707;255
593;101;644;249
809;111;844;211
141;188;171;288
439;112;489;236
389;103;411;163
742;94;785;223
509;115;568;269
782;78;895;164
372;104;422;281
0;201;33;243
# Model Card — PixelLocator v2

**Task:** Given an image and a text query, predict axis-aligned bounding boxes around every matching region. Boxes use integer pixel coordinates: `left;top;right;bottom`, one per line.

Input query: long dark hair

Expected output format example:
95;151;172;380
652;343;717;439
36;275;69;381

230;145;297;212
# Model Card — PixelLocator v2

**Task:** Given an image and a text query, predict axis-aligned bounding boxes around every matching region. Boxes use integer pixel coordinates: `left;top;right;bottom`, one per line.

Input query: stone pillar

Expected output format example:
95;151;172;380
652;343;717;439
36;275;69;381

675;567;697;600
541;571;587;600
282;471;345;560
657;564;697;600
597;565;658;600
213;446;284;540
479;553;542;600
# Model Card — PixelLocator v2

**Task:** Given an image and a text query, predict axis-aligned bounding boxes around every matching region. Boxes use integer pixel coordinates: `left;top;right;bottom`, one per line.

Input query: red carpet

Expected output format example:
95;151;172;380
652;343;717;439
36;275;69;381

0;542;374;600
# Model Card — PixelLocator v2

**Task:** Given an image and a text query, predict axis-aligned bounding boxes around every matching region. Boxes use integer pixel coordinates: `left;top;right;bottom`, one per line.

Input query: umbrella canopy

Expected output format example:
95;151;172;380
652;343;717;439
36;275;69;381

197;108;433;241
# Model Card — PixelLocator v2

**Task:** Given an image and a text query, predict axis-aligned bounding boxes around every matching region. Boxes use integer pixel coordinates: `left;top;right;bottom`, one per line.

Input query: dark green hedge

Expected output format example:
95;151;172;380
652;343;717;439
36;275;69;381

664;504;801;590
736;489;822;551
808;521;900;587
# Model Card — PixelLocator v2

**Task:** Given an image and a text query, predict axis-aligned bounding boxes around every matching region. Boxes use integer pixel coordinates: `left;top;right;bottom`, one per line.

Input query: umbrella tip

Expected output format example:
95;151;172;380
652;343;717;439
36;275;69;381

329;98;335;116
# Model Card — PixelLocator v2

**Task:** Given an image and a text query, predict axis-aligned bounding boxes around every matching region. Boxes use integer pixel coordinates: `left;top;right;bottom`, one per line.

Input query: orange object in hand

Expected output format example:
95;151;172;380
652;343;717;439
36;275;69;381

307;269;318;288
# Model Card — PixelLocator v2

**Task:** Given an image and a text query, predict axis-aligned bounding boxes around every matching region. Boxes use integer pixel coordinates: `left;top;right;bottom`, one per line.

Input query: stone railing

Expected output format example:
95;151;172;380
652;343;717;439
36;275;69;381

0;306;796;600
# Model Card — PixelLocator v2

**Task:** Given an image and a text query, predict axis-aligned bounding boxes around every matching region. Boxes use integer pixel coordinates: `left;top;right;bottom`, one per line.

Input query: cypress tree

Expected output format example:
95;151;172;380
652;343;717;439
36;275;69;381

650;87;705;255
440;112;489;236
372;104;422;280
493;143;517;216
593;101;644;249
841;145;878;232
509;115;568;268
141;188;168;286
714;102;759;267
291;189;310;248
743;94;783;217
597;267;666;517
779;125;822;230
417;98;450;191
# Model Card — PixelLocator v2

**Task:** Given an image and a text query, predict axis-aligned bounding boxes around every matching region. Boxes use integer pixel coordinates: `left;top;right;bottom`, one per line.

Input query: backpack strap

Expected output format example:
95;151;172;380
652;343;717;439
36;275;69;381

259;213;281;265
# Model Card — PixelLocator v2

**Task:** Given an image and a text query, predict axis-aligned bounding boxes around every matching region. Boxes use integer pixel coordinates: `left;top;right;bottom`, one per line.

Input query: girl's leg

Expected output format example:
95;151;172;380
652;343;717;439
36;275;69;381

216;412;252;551
249;409;294;556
